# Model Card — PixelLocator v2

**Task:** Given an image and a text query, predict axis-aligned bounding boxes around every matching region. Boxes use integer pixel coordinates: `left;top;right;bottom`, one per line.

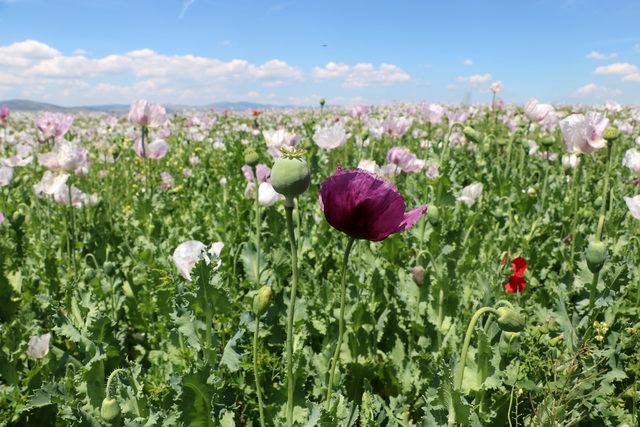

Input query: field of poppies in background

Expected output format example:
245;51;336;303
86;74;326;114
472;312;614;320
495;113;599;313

0;92;639;426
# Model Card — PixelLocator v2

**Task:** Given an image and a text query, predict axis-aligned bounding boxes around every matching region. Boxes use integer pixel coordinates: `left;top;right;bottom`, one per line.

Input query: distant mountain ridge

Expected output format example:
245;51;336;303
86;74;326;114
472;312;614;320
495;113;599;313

0;99;294;113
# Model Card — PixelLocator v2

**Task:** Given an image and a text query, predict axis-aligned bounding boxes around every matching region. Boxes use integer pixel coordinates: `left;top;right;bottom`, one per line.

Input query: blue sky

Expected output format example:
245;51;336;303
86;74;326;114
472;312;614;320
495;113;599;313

0;0;639;106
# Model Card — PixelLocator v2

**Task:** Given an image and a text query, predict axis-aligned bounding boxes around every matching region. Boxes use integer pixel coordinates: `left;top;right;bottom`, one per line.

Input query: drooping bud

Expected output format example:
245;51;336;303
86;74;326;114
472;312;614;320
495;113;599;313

462;126;482;144
253;286;273;317
603;127;619;142
585;240;607;273
496;307;525;332
426;205;439;225
271;154;310;199
103;261;116;277
100;397;120;421
243;147;259;167
412;266;425;287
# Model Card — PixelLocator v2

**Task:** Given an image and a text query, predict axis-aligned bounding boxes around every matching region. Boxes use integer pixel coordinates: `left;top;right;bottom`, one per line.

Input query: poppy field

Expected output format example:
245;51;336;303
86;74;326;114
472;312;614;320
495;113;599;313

0;97;639;426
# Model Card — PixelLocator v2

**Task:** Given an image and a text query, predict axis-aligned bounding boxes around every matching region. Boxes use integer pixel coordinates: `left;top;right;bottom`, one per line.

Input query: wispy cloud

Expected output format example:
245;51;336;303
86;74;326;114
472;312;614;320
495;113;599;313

179;0;196;18
585;50;617;60
462;59;473;66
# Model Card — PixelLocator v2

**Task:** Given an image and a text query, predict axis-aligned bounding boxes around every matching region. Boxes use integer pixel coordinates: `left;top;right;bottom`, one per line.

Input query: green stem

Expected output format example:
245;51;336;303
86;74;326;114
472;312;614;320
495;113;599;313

454;306;499;390
325;237;356;408
569;158;582;266
253;317;266;426
589;270;600;313
284;199;299;427
253;166;261;285
596;143;614;241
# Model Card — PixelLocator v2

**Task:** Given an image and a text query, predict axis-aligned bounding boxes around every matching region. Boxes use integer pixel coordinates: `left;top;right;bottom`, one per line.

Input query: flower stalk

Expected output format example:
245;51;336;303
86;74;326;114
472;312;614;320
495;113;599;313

325;237;356;408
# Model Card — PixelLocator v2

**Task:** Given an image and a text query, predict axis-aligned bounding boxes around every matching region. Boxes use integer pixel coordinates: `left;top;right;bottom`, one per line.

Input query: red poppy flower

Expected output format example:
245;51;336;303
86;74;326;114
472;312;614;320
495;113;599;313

252;110;263;117
504;256;527;293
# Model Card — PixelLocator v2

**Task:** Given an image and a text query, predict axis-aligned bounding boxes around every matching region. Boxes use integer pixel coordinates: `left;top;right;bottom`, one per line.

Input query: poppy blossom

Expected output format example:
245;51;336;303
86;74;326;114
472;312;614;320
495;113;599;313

319;166;427;242
505;256;527;293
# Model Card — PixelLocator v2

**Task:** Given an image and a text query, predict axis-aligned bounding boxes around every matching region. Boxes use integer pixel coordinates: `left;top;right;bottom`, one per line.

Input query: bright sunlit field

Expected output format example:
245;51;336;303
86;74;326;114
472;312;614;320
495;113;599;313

0;1;639;426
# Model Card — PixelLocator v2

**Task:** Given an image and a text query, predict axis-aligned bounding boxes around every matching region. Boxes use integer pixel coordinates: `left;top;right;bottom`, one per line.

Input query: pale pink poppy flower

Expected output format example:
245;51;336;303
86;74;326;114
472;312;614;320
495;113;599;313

492;98;505;111
241;164;271;184
0;166;13;187
128;100;167;128
387;147;425;173
366;118;385;140
349;105;369;118
446;110;467;124
35;113;74;141
38;141;88;174
262;129;299;158
490;81;503;93
26;332;51;358
0;105;9;125
183;168;193;177
313;123;347;150
623;148;640;176
171;240;224;281
33;171;69;196
0;212;4;225
425;164;440;179
160;172;175;190
189;155;200;166
380;163;400;178
624;196;640;219
562;154;580;169
424;104;445;124
458;183;483;207
357;159;381;175
559;112;608;153
53;184;98;208
134;138;169;160
524;98;554;123
383;117;413;137
258;182;281;207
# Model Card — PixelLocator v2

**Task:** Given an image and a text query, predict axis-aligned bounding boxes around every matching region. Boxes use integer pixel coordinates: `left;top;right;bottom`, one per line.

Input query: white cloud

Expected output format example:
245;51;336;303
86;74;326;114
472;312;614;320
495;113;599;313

574;83;622;97
622;72;640;82
0;39;307;104
312;62;410;88
586;51;617;60
593;62;638;75
456;73;492;85
462;59;473;66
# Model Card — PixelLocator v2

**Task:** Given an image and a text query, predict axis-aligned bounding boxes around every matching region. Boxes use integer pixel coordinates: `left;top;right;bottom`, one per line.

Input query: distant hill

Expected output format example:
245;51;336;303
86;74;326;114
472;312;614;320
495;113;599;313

0;99;296;113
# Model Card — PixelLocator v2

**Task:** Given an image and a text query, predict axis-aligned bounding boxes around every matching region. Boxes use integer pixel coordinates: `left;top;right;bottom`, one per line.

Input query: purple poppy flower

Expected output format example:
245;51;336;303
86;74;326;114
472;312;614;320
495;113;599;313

319;166;427;241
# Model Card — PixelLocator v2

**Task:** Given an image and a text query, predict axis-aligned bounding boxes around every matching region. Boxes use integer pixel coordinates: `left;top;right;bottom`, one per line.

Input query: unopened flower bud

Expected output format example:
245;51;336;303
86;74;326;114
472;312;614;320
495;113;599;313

427;205;439;225
103;261;116;277
527;187;537;197
540;135;555;148
585;240;607;273
462;126;482;144
101;397;120;421
496;307;525;332
243;147;259;167
271;156;310;198
253;286;273;317
319;98;326;107
603;127;619;142
412;266;425;287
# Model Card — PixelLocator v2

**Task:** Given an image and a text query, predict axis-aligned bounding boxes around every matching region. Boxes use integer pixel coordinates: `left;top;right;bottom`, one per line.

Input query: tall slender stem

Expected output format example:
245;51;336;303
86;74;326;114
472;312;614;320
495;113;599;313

253;166;261;284
454;306;498;390
284;199;299;427
569;158;582;266
253;318;266;426
596;143;614;241
325;237;356;408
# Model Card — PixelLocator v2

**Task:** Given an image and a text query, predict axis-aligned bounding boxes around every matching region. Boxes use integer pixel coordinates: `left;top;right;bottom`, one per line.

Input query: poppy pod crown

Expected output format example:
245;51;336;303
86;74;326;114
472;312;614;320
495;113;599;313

319;166;427;242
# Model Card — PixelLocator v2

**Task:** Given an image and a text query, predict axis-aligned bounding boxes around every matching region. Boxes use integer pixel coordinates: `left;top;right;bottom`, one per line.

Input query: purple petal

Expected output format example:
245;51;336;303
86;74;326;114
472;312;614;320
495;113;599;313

396;205;428;232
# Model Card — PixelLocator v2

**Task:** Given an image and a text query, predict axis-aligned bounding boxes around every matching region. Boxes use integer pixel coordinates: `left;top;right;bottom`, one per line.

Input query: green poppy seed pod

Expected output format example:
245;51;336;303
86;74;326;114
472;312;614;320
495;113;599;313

253;286;273;317
540;135;555;148
586;240;607;273
462;126;482;144
427;205;439;225
603;126;619;142
412;266;425;287
103;261;116;277
527;187;537;198
498;331;520;355
100;397;120;421
271;156;310;198
496;307;526;332
594;196;603;209
243;147;259;167
319;98;326;107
